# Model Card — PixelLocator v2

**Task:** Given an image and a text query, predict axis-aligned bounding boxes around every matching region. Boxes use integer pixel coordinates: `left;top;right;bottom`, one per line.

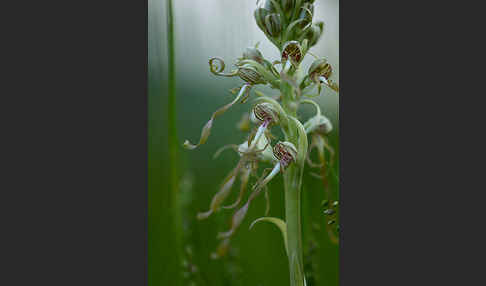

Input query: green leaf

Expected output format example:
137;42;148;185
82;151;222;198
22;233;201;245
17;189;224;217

250;217;288;256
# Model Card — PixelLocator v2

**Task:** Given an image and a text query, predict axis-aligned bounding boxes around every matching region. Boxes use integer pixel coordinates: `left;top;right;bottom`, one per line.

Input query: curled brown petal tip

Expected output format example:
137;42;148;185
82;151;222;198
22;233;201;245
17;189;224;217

197;172;237;220
306;142;324;168
210;238;231;259
223;166;251;209
217;202;250;239
184;84;250;150
196;209;213;220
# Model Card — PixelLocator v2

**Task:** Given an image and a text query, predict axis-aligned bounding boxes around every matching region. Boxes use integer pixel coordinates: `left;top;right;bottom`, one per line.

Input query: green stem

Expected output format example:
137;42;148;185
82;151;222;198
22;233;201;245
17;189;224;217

281;81;306;286
166;0;182;285
284;164;305;286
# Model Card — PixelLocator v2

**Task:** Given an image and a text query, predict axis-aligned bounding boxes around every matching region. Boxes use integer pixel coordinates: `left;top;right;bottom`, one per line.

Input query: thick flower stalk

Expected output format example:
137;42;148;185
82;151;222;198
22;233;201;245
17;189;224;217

183;1;339;285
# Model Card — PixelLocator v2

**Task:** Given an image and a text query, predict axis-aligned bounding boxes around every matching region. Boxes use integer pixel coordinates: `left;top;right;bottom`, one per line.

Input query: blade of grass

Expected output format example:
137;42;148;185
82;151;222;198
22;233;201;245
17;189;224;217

166;0;182;285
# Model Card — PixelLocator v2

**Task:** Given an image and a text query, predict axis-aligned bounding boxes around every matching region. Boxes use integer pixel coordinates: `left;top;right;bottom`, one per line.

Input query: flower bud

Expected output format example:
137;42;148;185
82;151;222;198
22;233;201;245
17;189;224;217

306;21;324;47
281;41;303;65
254;8;271;34
308;58;332;83
253;102;280;124
264;13;282;37
242;47;264;64
238;64;266;85
280;0;295;12
305;114;333;135
273;141;298;168
263;0;276;11
298;3;314;28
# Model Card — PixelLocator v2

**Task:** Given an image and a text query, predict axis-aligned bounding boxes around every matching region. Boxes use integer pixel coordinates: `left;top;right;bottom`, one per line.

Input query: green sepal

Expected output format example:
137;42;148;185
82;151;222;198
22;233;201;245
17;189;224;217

238;59;278;85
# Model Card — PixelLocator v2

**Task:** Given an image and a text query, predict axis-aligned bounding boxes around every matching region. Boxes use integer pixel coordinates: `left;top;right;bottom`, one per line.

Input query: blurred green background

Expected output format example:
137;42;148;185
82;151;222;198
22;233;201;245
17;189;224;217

149;1;339;285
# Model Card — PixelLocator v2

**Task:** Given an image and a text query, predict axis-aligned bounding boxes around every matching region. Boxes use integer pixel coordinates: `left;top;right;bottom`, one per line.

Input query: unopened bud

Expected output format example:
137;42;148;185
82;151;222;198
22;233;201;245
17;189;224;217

254;8;271;34
242;47;264;64
306;21;324;47
262;0;276;11
298;3;314;28
280;0;295;12
238;64;266;85
253;102;280;124
264;13;282;37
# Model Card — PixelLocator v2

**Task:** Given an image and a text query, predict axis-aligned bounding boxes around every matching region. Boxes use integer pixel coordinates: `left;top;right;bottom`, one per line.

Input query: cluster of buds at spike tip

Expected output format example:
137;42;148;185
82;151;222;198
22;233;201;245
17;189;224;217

254;0;323;50
254;1;281;38
254;7;282;39
298;2;314;29
265;13;282;37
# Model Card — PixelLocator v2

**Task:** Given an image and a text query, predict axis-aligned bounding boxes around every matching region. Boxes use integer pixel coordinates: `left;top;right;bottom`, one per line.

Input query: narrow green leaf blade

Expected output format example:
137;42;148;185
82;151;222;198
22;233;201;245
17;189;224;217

250;217;288;256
